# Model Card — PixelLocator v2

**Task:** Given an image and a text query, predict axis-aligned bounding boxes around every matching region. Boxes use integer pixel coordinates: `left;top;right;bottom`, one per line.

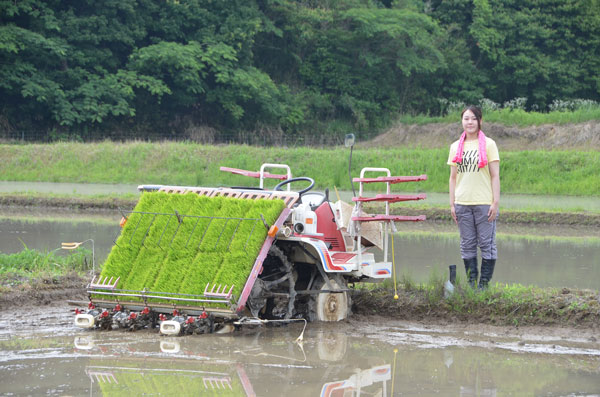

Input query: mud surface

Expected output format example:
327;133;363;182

3;195;599;226
0;274;87;309
2;302;599;396
0;195;136;212
389;206;600;226
1;276;598;339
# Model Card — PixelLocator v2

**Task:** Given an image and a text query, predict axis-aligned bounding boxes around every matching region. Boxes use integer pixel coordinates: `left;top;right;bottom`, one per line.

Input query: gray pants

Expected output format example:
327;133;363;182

455;204;497;260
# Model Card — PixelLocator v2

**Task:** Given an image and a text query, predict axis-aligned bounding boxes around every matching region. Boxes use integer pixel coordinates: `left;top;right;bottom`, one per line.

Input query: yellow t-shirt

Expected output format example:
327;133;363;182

447;137;500;205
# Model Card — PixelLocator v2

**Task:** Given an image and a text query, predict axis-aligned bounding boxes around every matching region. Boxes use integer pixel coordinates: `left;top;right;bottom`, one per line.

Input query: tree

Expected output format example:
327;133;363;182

467;0;600;108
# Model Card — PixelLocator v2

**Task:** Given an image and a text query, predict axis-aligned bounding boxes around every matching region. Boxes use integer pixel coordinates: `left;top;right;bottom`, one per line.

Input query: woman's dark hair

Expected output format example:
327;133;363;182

461;105;482;131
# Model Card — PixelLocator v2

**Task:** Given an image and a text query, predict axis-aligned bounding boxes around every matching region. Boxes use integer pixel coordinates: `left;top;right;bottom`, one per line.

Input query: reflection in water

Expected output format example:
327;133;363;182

0;320;599;396
85;363;254;396
386;232;600;289
65;329;599;397
0;217;120;263
74;332;392;397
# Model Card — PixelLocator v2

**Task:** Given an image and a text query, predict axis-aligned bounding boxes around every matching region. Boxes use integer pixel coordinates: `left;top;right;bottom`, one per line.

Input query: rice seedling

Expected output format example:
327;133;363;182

98;192;285;307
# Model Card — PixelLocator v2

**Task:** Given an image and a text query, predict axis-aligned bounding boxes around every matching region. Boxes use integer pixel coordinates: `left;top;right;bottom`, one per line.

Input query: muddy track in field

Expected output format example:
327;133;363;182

1;275;598;340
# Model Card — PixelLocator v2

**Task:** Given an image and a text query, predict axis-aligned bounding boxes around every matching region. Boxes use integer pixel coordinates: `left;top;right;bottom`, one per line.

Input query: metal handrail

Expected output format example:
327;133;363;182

88;288;235;306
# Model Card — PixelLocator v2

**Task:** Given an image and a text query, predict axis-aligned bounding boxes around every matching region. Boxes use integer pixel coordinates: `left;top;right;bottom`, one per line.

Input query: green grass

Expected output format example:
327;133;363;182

365;273;599;326
0;247;92;282
1;142;598;196
99;192;285;306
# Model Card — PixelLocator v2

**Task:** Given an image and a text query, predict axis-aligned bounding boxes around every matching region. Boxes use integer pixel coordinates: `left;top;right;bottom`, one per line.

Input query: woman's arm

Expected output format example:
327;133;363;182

449;166;458;223
488;160;500;221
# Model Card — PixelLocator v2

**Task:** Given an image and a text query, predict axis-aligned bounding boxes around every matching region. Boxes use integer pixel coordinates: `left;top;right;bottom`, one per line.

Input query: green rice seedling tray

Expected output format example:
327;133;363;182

92;192;286;311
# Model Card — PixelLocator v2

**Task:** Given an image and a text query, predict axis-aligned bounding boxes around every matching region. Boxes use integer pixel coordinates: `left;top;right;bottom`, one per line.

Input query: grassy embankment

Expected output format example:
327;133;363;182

1;141;598;196
1;140;598;227
2;106;598;206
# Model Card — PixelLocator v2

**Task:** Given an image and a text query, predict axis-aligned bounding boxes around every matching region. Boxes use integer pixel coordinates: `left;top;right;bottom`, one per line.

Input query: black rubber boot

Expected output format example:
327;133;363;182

478;258;496;290
463;257;478;288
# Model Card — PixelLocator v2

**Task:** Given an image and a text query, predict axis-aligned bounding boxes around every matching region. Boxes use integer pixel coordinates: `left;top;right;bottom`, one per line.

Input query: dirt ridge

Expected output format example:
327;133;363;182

2;195;599;226
351;288;600;329
362;121;600;150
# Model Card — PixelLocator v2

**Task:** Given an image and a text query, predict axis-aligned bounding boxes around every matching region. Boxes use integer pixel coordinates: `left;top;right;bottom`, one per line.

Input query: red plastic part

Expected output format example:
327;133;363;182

314;202;346;252
219;166;288;181
88;302;95;309
352;214;426;222
114;304;122;312
352;193;427;203
141;307;150;315
199;312;208;319
352;175;427;184
331;253;356;263
129;312;137;320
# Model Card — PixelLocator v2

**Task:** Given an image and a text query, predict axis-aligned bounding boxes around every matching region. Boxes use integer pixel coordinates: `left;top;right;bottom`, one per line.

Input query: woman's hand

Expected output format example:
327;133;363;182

449;166;458;224
488;161;500;222
487;202;498;222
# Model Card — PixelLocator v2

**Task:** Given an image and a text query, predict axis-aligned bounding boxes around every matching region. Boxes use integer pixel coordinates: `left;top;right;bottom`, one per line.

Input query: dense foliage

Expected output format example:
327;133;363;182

1;0;598;140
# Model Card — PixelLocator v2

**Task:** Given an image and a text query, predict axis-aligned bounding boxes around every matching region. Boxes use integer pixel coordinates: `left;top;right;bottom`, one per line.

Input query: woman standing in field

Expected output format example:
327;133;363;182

448;105;500;289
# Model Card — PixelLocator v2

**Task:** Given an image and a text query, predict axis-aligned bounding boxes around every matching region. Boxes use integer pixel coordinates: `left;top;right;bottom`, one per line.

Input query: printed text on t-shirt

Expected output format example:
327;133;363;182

457;150;480;173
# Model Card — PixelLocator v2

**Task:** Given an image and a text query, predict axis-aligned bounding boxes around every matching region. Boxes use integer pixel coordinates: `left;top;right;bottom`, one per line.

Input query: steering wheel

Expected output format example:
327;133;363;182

274;177;315;196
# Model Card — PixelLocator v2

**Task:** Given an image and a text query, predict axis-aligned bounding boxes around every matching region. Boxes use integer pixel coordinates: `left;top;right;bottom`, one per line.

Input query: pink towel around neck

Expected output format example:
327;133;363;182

452;130;488;168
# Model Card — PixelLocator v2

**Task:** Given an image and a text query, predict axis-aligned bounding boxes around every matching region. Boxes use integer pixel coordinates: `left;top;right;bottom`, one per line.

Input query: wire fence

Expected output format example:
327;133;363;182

0;129;358;147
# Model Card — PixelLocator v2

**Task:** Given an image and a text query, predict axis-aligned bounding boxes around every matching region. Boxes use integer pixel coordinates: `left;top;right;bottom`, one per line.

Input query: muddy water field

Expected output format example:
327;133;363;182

1;264;599;395
1;191;600;395
0;301;599;396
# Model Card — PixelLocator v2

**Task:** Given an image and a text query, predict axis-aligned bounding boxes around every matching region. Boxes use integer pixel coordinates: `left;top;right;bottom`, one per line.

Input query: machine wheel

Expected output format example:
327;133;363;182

309;277;351;322
250;245;297;320
317;331;348;361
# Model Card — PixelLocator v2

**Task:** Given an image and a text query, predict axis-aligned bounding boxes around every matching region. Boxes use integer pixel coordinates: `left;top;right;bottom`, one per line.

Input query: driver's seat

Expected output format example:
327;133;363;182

300;192;326;210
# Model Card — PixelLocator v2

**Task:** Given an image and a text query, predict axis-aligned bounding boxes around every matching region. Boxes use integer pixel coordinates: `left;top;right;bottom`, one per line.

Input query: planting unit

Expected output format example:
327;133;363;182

71;163;426;334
